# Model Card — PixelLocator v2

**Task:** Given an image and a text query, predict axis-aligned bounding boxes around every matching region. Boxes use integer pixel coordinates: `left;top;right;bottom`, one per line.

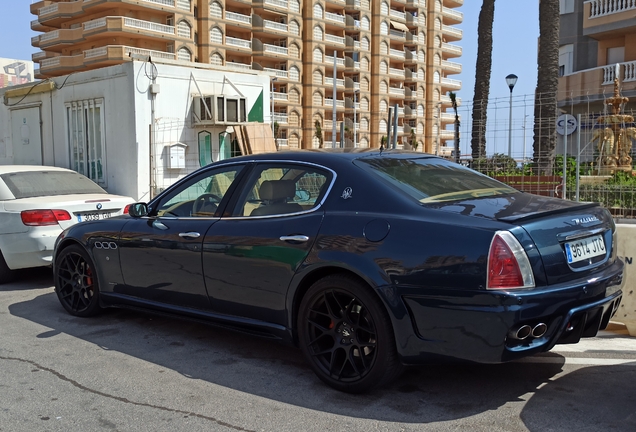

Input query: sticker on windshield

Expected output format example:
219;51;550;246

341;187;353;200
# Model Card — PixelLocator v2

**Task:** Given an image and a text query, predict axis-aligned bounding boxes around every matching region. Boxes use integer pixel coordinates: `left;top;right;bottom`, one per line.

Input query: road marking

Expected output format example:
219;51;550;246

515;357;636;366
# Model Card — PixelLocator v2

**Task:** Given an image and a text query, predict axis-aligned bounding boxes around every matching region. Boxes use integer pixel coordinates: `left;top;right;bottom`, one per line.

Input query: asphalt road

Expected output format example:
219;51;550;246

1;268;635;432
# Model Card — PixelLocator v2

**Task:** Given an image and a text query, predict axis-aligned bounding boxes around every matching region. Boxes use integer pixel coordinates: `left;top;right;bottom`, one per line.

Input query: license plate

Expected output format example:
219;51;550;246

77;212;112;222
564;234;606;264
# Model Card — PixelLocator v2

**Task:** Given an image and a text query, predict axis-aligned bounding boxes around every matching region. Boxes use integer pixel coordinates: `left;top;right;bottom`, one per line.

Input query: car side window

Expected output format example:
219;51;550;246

234;164;331;217
155;167;242;217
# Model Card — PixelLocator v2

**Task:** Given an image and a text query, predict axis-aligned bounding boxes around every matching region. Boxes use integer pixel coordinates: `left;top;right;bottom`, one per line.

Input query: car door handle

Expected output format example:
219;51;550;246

280;235;309;242
179;232;201;239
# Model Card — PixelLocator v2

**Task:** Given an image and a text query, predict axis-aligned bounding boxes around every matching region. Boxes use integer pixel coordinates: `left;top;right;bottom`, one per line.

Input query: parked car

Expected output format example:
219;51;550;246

0;165;134;283
52;150;624;393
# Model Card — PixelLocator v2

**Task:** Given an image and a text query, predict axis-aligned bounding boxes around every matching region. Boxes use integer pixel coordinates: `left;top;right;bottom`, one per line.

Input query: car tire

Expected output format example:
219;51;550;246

54;244;101;317
298;274;403;393
0;250;16;284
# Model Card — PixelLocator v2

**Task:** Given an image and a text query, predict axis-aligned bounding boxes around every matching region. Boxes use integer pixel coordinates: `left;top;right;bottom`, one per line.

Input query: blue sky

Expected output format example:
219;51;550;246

1;1;540;155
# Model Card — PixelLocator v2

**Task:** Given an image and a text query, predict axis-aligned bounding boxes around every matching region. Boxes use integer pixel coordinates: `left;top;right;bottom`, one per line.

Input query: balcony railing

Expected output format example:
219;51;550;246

124;18;175;35
324;98;345;108
84;47;108;59
40;57;60;68
442;25;463;39
389;87;405;96
32;51;47;60
441;77;462;89
273;92;289;101
39;30;60;42
39;4;58;15
226;62;252;71
390;9;406;21
325;12;345;24
31;35;40;45
264;44;288;55
440;94;462;105
390;29;406;39
325;55;345;66
273;113;288;123
226;11;252;24
264;20;288;32
441;6;463;21
325;34;345;45
390;48;405;59
84;18;107;31
227;36;252;49
144;0;175;6
265;0;288;8
441;60;462;73
389;67;405;77
441;42;462;56
324;77;345;87
125;46;176;60
264;67;289;78
587;0;636;18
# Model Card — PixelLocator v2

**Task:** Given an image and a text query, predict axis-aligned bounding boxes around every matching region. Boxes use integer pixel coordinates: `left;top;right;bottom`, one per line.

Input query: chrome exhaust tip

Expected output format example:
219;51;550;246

510;325;532;340
532;323;548;338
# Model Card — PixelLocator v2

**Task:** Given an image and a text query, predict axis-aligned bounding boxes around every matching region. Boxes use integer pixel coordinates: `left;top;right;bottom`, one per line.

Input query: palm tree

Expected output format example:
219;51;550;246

533;0;560;174
449;92;460;163
471;0;496;161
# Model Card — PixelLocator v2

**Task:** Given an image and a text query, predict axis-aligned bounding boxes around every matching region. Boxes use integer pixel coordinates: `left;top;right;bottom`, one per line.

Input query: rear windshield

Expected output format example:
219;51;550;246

355;156;517;203
1;171;106;199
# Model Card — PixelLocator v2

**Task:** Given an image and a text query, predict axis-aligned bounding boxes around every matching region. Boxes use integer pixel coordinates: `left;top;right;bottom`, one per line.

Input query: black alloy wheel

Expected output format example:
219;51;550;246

298;275;402;393
54;245;101;317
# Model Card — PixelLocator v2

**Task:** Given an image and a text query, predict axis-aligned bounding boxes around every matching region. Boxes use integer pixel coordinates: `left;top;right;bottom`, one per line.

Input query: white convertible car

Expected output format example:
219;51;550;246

0;166;133;283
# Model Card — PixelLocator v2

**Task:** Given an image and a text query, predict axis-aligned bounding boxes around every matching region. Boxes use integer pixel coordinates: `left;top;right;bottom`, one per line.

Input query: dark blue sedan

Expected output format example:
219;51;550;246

53;150;624;393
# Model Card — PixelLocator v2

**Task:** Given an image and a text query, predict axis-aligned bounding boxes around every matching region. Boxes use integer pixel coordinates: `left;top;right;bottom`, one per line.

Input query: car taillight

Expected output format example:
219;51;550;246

123;204;131;214
487;231;535;290
21;209;72;226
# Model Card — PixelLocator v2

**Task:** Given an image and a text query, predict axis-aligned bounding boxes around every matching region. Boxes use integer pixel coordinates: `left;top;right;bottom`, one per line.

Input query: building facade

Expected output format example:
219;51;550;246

30;0;463;153
557;0;636;159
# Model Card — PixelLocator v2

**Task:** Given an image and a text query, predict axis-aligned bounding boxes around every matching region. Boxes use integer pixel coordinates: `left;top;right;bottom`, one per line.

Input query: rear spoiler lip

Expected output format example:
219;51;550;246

497;201;600;223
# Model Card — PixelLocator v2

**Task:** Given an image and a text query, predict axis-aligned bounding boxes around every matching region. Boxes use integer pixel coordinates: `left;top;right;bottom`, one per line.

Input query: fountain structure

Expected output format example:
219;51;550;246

591;72;636;175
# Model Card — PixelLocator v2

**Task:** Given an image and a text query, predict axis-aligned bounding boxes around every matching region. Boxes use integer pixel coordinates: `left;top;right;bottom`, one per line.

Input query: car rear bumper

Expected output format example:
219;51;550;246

0;228;60;270
391;259;624;365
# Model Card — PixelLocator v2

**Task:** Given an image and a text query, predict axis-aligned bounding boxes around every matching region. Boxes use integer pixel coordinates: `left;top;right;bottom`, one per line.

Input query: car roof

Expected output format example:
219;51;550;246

0;165;74;175
222;148;438;165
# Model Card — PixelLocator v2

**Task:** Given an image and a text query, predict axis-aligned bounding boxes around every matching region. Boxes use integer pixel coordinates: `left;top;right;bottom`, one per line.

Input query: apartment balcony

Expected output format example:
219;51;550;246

30;18;50;32
442;24;463;41
252;15;288;34
225;61;253;72
440;94;461;106
80;0;179;14
263;67;289;79
324;77;345;87
438;6;463;24
441;42;462;58
32;51;49;62
441;60;462;74
345;0;361;9
39;54;85;74
82;17;176;43
273;113;288;124
37;1;83;27
31;35;41;48
558;61;636;104
443;0;463;5
344;56;360;71
389;67;405;77
389;87;405;96
389;48;406;60
390;29;406;39
345;36;361;50
253;0;292;13
84;45;175;65
440;77;461;90
38;28;83;51
345;15;361;32
325;11;346;25
225;11;252;27
325;54;345;67
345;77;360;90
440;129;455;140
324;98;346;109
405;69;422;81
325;33;346;46
440;112;456;124
227;36;253;51
390;9;407;22
584;0;636;37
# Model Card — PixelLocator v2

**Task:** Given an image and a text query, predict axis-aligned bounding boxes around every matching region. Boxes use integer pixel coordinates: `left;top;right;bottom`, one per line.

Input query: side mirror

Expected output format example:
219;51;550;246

128;203;149;218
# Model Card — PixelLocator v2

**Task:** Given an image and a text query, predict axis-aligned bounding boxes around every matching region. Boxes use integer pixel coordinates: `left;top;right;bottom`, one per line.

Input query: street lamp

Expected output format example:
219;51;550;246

353;89;360;147
505;73;518;158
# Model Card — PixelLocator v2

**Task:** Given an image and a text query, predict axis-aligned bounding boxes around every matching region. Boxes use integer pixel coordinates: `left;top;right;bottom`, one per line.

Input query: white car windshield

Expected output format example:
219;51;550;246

1;171;106;199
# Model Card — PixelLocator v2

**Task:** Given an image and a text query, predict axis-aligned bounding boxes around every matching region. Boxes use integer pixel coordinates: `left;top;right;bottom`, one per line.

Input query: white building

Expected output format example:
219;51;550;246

0;59;272;201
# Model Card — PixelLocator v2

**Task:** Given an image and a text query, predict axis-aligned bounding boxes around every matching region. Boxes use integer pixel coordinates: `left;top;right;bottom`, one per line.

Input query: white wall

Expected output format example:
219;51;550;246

0;61;271;201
